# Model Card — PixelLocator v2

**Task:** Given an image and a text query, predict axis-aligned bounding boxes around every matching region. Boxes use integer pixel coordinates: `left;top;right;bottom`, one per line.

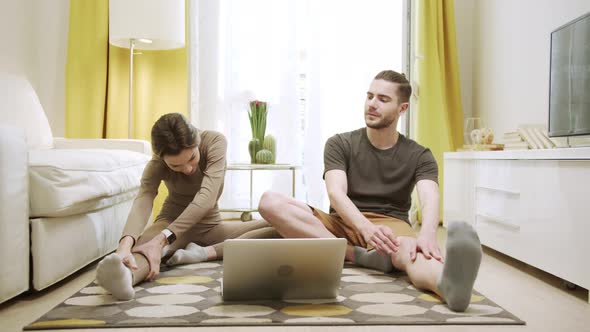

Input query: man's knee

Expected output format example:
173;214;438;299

258;191;286;220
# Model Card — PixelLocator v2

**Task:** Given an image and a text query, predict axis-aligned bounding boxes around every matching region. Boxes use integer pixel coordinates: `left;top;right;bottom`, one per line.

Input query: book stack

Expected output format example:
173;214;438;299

501;132;529;150
458;144;504;152
502;126;556;150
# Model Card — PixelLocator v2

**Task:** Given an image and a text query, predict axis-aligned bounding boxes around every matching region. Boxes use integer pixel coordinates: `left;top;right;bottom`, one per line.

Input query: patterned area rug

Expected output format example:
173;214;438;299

26;262;523;329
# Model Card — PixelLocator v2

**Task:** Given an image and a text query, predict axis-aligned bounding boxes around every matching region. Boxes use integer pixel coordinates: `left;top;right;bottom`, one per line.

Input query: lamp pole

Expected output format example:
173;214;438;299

109;0;185;139
128;39;136;139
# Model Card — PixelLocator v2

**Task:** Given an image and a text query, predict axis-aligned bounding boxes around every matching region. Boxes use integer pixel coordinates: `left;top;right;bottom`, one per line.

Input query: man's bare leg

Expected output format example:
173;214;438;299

259;191;393;272
258;191;334;238
389;222;481;312
390;237;443;294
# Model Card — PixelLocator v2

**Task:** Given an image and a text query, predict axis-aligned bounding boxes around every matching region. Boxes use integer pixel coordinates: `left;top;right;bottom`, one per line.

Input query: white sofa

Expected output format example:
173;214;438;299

0;74;151;303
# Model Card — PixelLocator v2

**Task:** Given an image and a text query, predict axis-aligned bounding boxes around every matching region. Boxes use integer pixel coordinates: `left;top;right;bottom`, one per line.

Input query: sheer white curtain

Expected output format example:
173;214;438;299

189;0;405;212
303;1;405;210
190;0;304;213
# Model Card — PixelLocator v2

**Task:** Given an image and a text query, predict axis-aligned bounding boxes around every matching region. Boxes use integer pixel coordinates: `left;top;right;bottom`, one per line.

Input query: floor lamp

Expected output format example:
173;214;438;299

109;0;185;139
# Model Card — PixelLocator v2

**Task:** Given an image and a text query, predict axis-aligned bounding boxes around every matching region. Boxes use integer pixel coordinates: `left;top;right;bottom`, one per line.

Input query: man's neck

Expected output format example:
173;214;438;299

366;126;399;150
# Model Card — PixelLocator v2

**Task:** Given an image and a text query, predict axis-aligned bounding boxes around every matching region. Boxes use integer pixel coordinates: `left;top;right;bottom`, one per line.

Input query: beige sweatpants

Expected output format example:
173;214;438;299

131;213;279;285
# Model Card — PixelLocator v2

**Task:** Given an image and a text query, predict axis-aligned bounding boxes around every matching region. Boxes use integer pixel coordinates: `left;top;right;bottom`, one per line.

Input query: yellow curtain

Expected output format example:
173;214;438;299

65;0;188;218
106;46;188;139
413;0;464;222
65;1;109;138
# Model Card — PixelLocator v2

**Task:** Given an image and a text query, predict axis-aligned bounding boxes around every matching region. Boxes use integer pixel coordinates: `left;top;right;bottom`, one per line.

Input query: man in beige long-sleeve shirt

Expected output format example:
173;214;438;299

96;113;277;300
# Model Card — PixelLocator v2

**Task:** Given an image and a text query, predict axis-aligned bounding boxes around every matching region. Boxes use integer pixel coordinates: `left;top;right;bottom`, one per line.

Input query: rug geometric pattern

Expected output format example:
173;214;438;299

26;262;524;329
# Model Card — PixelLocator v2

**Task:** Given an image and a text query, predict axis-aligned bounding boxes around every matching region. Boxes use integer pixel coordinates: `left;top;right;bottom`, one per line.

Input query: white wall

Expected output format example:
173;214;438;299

455;0;590;137
0;0;36;88
34;0;69;137
0;0;69;137
454;0;474;119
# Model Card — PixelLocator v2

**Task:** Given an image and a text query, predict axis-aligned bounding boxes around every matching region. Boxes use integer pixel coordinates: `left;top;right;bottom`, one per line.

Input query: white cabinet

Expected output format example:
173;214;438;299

443;148;590;302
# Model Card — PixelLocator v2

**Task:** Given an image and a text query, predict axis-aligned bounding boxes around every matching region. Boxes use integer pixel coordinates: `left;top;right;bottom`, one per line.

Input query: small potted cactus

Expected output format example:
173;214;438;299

247;100;276;164
261;135;276;163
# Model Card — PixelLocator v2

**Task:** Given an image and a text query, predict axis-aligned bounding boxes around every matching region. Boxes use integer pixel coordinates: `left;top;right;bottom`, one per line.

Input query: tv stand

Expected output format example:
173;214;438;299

443;147;590;302
565;135;590;148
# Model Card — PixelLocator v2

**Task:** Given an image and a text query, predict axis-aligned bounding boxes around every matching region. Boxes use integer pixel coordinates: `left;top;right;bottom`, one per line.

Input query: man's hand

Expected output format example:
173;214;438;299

131;233;167;280
361;224;400;255
412;230;443;262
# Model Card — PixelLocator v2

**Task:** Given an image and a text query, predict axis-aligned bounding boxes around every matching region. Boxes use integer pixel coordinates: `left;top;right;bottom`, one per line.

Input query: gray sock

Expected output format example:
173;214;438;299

353;246;394;273
166;242;208;266
437;221;482;312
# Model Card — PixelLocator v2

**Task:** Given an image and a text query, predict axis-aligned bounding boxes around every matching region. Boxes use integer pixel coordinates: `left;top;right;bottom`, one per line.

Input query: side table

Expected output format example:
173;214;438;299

221;163;300;221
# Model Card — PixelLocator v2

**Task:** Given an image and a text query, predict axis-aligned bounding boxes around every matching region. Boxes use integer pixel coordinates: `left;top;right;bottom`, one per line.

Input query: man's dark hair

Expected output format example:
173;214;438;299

374;70;412;103
151;113;200;158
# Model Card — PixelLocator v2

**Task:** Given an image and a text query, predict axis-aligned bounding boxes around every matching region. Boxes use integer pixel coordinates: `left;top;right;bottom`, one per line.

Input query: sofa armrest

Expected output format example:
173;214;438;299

0;124;30;303
53;137;152;156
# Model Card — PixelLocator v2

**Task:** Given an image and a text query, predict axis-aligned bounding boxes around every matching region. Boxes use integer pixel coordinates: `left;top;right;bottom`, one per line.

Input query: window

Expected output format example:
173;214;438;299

190;0;408;210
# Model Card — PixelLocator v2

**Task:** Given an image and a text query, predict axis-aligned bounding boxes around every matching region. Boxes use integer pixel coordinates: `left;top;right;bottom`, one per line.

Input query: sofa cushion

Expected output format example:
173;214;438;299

0;74;54;149
29;149;150;217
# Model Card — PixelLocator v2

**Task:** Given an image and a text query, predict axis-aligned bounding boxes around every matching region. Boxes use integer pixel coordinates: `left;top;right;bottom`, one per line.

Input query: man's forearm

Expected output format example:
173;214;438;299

328;191;372;232
420;204;439;234
419;191;440;235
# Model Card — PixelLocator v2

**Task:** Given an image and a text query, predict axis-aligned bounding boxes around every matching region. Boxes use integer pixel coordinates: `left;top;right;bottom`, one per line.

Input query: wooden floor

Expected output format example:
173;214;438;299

2;226;589;332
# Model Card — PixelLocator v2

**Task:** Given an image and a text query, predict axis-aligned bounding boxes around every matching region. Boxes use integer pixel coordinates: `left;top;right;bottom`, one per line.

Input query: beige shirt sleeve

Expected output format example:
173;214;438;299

167;132;227;238
120;159;163;243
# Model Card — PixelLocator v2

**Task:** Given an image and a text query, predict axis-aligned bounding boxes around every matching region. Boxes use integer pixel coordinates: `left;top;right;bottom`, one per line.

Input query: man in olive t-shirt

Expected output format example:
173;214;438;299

323;127;438;223
259;70;482;312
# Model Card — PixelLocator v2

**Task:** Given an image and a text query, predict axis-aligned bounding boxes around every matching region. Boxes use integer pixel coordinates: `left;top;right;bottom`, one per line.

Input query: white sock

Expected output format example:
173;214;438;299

96;253;134;300
166;242;208;266
437;222;482;312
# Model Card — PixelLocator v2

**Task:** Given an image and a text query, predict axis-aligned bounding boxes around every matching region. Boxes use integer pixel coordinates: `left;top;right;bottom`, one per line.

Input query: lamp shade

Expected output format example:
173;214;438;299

109;0;185;50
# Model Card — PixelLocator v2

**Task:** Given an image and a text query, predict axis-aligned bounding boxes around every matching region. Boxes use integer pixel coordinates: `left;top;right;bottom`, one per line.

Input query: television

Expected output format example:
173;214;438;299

548;12;590;137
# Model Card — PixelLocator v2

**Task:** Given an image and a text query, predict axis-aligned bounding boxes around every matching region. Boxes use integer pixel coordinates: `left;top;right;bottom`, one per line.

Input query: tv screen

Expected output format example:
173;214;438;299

548;12;590;137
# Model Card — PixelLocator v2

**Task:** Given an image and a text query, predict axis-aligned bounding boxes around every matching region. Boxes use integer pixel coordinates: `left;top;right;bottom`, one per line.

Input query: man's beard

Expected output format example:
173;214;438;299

365;115;396;129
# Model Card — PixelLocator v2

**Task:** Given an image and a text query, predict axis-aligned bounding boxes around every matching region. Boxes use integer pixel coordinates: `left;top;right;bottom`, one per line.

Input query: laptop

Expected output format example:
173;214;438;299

222;238;347;301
